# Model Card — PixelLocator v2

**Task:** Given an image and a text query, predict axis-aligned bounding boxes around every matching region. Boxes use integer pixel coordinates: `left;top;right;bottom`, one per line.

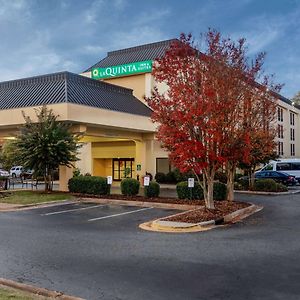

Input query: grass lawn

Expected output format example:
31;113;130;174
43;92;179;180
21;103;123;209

0;285;49;299
0;190;73;205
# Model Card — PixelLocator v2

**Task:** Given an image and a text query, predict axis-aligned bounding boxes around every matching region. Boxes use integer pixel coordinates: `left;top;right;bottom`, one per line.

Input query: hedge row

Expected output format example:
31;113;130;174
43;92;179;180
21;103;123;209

68;176;161;198
253;179;288;192
68;176;110;195
176;181;227;201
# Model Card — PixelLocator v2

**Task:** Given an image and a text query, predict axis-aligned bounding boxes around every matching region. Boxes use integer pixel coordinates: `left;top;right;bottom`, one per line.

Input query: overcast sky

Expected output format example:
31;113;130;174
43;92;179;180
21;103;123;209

0;0;299;98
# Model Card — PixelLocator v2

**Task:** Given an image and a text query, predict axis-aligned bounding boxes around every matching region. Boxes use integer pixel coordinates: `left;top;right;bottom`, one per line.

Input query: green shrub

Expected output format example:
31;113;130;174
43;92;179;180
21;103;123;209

213;182;227;201
165;171;177;184
253;179;288;192
68;176;110;195
234;182;244;190
234;173;244;182
144;181;160;198
215;172;227;184
176;181;227;200
155;172;166;183
121;178;140;196
73;168;81;177
176;181;204;200
238;178;250;190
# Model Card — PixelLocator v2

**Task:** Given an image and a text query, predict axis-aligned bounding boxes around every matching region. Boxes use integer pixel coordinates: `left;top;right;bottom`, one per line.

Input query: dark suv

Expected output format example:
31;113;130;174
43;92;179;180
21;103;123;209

255;171;297;186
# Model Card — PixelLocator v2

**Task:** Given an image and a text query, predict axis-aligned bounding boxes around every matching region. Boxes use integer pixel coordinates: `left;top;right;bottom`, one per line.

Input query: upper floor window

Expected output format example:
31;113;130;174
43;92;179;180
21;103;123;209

290;112;295;126
290;128;295;141
278;124;284;139
291;143;295;156
278;141;284;156
278;107;283;122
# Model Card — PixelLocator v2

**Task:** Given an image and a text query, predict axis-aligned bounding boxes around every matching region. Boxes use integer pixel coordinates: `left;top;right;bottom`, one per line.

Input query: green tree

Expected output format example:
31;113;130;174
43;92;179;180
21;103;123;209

0;140;20;170
292;91;300;105
13;106;82;191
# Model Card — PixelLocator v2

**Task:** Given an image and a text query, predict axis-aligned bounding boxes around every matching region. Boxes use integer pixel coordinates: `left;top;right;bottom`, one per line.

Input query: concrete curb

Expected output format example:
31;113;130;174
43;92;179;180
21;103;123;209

79;197;202;211
234;189;300;195
140;203;262;233
0;278;84;299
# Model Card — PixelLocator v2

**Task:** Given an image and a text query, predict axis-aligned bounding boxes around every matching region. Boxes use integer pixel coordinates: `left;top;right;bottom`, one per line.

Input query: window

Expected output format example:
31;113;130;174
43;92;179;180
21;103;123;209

264;164;274;171
290;112;295;126
276;163;291;171
156;158;171;174
291;144;295;156
277;107;283;122
277;124;283;139
291;163;300;170
277;141;284;156
290;128;295;141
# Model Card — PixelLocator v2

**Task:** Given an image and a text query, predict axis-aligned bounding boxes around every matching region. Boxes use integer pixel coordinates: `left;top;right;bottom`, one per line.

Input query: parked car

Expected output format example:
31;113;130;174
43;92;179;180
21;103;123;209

0;168;9;177
240;171;297;186
20;169;34;179
259;159;300;183
10;166;24;177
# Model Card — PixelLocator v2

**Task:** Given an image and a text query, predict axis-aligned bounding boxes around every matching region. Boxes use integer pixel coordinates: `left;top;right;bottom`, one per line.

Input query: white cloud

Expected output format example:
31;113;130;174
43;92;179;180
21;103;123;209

83;0;104;24
83;45;104;54
110;26;167;50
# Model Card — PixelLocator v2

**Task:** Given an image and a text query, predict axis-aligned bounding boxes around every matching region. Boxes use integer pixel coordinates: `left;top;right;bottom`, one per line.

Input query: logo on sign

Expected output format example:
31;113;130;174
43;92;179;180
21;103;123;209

92;60;153;79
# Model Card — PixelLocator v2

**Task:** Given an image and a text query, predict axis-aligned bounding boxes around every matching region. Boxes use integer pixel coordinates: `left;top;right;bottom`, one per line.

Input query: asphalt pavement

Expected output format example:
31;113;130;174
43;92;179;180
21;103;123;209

0;193;300;300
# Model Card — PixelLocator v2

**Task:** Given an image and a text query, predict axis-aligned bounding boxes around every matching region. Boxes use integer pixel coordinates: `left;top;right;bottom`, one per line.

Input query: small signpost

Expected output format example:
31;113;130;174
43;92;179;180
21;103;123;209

107;176;112;185
143;176;150;186
188;178;194;199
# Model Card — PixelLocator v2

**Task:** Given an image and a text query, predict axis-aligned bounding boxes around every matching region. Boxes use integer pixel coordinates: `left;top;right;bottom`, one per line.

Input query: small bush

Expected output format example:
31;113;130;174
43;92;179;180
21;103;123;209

165;171;177;184
73;168;81;177
234;173;244;182
253;179;288;192
176;181;204;200
238;178;250;190
144;181;160;198
213;182;227;201
155;172;166;183
121;178;140;196
68;176;110;195
234;182;244;190
215;172;227;184
176;181;227;200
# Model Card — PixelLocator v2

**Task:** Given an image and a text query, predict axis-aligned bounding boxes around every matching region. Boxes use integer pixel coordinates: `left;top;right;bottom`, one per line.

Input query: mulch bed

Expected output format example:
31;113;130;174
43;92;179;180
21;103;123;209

165;201;250;223
72;193;203;206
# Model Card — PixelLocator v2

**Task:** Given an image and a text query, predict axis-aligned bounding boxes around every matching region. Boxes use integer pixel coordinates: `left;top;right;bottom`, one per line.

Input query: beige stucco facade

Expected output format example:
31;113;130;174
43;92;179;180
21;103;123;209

0;99;167;190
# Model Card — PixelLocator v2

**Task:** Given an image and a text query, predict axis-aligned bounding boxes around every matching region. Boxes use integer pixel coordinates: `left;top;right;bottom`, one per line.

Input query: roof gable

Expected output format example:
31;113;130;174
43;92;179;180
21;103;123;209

0;72;152;117
84;39;177;72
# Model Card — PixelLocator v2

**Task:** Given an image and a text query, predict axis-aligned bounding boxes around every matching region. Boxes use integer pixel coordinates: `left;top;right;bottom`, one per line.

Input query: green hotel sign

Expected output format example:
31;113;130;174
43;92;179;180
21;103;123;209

91;60;153;79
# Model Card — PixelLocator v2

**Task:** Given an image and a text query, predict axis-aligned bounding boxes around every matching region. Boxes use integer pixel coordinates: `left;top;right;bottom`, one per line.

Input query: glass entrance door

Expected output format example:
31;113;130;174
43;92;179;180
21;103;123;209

112;158;134;181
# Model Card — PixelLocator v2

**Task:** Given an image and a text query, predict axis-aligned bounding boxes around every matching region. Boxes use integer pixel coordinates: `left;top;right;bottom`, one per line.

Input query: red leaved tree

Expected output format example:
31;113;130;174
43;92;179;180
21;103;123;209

147;30;280;208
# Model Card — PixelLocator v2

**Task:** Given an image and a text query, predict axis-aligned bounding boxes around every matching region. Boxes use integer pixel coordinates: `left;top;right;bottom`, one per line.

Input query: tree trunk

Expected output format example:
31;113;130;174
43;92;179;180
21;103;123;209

206;177;215;209
194;168;215;209
226;162;236;201
44;167;52;192
249;166;256;189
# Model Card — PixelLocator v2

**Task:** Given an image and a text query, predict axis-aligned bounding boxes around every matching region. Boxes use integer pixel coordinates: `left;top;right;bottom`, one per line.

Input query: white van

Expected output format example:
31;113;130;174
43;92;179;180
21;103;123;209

259;159;300;182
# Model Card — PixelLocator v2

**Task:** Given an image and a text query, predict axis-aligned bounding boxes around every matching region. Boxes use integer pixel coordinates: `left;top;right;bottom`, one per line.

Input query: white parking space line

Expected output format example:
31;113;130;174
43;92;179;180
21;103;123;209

88;207;154;222
41;204;105;216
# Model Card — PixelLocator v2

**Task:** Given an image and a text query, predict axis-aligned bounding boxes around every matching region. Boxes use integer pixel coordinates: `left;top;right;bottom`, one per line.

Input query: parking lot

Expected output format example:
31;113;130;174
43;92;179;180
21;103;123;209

0;193;300;300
